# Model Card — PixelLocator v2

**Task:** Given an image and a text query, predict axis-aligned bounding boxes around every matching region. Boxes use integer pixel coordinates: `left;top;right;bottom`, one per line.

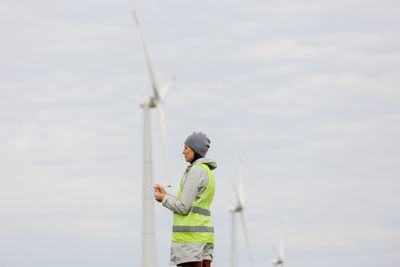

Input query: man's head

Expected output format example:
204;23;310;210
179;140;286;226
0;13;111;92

182;131;210;162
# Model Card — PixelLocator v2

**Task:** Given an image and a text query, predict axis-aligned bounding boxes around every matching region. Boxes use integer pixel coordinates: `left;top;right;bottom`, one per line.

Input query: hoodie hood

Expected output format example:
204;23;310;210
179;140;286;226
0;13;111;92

190;157;217;170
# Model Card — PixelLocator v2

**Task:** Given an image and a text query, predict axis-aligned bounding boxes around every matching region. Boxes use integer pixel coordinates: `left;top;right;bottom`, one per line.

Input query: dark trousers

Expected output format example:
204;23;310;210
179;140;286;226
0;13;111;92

178;260;211;267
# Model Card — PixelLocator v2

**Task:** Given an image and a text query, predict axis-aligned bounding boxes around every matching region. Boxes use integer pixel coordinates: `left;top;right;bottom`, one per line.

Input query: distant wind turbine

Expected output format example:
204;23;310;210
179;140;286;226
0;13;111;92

228;158;253;267
132;10;176;267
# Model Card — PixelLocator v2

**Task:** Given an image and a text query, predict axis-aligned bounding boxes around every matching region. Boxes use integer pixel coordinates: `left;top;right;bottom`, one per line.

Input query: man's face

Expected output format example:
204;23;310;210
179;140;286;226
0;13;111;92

182;145;195;162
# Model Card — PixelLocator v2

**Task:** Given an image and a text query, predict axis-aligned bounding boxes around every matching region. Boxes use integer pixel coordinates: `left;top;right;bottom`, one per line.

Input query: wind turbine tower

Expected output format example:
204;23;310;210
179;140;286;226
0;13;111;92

133;11;176;267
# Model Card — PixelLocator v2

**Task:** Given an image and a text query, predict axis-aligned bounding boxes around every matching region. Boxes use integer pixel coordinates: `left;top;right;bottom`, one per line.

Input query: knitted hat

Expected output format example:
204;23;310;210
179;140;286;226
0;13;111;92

184;131;210;157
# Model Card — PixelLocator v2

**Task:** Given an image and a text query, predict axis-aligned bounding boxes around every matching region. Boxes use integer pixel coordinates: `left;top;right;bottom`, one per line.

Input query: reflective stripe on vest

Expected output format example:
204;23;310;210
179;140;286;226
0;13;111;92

172;163;215;243
189;206;211;216
173;226;214;233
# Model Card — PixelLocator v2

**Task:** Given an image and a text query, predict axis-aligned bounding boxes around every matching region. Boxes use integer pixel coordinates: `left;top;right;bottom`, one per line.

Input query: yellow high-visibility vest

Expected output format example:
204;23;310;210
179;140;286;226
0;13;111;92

172;163;215;243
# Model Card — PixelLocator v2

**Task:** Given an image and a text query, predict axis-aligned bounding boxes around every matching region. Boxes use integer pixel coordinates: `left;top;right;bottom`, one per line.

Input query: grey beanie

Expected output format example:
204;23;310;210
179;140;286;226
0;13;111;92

184;131;210;157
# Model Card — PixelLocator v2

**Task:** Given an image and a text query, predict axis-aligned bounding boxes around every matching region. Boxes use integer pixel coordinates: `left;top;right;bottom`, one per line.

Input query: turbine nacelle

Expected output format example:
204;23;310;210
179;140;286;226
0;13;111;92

138;95;165;108
272;257;283;265
228;203;243;213
138;96;155;108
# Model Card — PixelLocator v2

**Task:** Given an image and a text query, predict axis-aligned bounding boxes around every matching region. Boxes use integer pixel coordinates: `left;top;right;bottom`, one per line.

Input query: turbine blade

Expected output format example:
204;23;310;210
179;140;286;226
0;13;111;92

231;177;242;206
132;10;160;100
280;220;284;259
230;158;244;207
271;244;279;257
238;157;245;205
240;211;253;267
156;103;170;183
159;74;176;100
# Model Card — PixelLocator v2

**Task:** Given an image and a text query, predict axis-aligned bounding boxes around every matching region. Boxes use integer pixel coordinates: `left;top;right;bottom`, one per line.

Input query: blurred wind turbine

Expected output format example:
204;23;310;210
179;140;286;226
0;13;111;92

133;10;176;267
228;158;253;267
271;220;285;267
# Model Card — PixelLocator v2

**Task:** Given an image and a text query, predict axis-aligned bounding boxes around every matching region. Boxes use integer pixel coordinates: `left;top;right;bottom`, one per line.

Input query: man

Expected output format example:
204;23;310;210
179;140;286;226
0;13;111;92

154;131;217;267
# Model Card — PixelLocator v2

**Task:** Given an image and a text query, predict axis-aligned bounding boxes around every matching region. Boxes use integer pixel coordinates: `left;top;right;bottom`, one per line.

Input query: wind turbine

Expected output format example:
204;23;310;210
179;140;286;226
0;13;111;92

271;220;285;267
228;158;253;267
133;10;176;267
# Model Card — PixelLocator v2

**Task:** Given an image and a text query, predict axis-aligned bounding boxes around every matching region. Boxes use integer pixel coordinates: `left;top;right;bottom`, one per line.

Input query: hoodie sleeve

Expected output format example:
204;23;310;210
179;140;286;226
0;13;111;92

162;165;208;215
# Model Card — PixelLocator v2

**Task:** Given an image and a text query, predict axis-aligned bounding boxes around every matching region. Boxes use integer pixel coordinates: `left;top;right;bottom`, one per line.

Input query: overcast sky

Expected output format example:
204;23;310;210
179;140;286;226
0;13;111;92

1;0;400;266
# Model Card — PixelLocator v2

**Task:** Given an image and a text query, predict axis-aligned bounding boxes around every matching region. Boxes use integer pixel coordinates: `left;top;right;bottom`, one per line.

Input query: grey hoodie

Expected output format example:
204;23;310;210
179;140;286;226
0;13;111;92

162;157;217;265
